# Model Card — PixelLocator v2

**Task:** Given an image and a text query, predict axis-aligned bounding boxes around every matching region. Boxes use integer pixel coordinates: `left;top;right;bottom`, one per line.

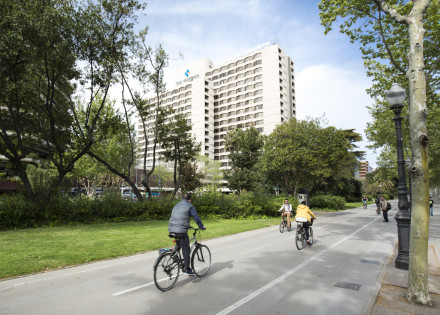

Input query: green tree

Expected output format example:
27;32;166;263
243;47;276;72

198;155;223;193
158;113;201;198
0;0;76;199
364;147;399;196
319;0;437;304
125;31;169;199
224;127;264;193
0;0;145;200
74;97;137;199
180;161;205;193
262;118;351;196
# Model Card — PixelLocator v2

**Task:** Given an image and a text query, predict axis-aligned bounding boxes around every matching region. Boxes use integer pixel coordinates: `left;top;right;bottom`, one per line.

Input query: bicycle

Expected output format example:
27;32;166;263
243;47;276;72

279;214;288;233
153;227;211;292
295;218;313;250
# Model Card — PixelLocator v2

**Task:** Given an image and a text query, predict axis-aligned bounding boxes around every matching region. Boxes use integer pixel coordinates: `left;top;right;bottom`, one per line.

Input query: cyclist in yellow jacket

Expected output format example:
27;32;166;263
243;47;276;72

295;201;317;244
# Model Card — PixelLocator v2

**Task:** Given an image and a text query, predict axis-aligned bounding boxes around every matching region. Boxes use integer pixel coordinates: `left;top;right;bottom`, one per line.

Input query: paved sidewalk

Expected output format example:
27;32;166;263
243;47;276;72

370;205;440;314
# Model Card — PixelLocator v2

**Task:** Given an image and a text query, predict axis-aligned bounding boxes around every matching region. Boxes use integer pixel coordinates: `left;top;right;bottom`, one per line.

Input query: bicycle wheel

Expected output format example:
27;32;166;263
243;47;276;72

154;252;180;291
279;220;285;233
191;244;211;277
308;227;313;246
295;229;304;250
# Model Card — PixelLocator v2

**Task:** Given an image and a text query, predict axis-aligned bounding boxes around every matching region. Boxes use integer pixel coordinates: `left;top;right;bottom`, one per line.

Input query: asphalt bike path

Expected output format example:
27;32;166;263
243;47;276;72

0;203;397;314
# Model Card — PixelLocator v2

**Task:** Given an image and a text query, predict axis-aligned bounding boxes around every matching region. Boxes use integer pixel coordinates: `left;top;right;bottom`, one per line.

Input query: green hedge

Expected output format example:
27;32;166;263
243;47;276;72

310;195;346;210
0;192;297;229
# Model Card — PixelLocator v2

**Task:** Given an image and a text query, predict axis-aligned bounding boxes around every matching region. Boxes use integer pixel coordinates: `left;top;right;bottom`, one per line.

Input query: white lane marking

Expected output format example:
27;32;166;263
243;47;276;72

216;216;381;315
112;271;185;296
238;245;268;255
113;281;155;296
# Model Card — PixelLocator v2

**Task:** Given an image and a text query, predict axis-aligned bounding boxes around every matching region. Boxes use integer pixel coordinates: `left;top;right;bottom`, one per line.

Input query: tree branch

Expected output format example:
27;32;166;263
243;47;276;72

371;0;410;25
377;9;407;75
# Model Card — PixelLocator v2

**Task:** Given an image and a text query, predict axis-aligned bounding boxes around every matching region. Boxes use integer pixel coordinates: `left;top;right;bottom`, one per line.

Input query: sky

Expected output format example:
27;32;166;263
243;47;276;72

136;0;379;167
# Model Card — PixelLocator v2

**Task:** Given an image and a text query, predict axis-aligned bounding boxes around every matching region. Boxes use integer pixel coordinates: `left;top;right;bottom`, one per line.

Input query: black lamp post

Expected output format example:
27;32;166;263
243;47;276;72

387;82;411;270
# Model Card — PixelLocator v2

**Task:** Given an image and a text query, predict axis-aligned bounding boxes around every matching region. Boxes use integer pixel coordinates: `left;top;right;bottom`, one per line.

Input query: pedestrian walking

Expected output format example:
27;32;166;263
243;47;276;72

375;196;381;214
429;196;434;216
380;196;390;222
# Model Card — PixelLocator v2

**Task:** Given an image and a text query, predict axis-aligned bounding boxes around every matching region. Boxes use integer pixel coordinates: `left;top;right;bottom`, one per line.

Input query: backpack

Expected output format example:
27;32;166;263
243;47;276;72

386;203;391;210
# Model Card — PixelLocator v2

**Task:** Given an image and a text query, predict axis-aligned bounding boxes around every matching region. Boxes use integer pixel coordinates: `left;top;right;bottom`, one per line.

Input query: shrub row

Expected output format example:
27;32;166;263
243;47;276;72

0;192;297;229
310;195;346;210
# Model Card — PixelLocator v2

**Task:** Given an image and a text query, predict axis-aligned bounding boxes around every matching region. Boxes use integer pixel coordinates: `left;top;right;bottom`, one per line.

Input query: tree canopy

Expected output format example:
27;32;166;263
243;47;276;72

0;0;146;200
262;118;353;196
224;127;264;193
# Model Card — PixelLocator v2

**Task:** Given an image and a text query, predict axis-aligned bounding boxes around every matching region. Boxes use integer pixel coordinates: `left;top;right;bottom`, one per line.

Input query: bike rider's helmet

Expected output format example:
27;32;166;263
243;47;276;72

301;201;307;205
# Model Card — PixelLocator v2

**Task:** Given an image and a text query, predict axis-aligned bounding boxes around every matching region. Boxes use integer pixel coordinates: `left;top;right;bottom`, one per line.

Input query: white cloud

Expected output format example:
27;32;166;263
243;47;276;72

296;64;379;166
296;64;371;127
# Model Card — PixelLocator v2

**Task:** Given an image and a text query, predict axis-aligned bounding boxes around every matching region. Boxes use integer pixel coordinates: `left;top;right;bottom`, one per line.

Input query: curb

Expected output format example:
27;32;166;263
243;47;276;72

362;241;397;315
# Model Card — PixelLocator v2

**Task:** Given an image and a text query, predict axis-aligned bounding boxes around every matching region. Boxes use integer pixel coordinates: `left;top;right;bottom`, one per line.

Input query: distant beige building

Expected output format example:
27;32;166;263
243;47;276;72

137;43;296;170
358;161;373;179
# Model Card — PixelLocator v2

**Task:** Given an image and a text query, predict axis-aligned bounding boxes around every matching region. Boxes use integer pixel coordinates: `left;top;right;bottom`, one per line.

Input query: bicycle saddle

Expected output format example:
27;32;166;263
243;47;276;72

169;232;178;238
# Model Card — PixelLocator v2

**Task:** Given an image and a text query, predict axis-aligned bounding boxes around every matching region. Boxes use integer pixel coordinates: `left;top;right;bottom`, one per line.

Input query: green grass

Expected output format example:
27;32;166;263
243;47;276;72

0;218;279;280
344;201;375;209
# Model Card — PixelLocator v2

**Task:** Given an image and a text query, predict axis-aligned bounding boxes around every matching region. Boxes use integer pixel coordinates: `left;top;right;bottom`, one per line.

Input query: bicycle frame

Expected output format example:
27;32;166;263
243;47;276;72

161;227;201;264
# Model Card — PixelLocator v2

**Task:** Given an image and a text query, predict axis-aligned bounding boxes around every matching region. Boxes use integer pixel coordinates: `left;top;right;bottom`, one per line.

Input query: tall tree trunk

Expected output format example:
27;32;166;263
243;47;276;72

172;143;178;198
15;160;34;200
406;0;431;305
87;151;144;202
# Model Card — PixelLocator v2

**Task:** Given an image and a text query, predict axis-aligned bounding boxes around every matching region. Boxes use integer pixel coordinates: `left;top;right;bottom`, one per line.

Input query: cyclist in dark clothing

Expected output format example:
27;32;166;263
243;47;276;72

168;193;205;276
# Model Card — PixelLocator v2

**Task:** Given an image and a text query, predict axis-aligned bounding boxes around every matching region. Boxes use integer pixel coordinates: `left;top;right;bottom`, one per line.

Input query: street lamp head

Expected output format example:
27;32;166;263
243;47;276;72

387;83;406;108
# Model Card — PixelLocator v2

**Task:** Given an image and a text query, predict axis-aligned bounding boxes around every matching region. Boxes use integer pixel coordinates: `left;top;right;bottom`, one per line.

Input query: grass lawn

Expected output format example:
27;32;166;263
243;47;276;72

344;201;375;209
0;218;279;280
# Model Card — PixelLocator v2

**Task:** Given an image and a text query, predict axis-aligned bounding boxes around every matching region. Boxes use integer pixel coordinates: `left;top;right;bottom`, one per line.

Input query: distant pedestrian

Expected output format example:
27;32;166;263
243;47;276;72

429;196;434;216
380;196;389;222
375;196;381;214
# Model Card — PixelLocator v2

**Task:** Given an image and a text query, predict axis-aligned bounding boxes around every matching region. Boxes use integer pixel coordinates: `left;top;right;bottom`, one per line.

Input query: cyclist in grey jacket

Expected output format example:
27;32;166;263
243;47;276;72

168;193;205;276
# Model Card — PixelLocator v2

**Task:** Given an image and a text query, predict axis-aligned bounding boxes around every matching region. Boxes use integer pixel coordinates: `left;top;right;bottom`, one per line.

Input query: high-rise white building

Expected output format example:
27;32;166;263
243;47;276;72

137;43;296;170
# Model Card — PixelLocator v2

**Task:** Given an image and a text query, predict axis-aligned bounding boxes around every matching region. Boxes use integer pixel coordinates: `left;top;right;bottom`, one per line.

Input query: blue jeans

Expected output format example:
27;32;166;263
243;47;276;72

430;206;433;216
